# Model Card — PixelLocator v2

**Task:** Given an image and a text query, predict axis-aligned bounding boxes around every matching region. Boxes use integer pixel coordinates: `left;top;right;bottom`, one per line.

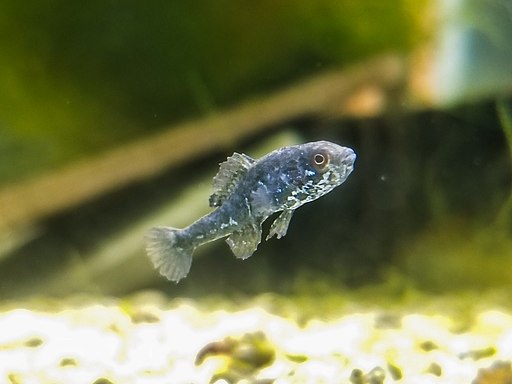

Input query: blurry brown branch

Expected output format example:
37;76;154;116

0;56;405;236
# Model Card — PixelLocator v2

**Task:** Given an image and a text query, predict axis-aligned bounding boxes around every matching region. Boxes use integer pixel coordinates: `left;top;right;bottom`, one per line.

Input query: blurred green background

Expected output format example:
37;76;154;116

0;0;423;184
1;0;512;300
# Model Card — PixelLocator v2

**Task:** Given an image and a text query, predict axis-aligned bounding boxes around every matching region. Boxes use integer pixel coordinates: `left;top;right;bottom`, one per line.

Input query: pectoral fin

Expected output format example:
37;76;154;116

226;223;262;260
266;209;294;240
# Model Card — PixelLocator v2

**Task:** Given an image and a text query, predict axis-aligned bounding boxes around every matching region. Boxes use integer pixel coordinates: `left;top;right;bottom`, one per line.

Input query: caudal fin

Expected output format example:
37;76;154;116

145;226;194;283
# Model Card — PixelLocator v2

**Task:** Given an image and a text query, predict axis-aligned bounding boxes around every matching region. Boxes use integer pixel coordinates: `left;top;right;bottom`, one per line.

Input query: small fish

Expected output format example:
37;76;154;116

146;140;356;282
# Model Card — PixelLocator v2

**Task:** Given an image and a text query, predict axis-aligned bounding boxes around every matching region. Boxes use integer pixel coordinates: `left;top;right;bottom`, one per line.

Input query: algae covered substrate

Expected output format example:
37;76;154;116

1;287;512;384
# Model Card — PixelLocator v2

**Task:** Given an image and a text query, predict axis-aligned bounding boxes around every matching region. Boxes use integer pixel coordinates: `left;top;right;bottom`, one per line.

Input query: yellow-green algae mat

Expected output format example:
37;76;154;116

1;289;512;384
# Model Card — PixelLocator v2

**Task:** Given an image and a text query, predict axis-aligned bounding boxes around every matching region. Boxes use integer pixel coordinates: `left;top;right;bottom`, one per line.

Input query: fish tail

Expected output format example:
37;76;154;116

145;226;194;283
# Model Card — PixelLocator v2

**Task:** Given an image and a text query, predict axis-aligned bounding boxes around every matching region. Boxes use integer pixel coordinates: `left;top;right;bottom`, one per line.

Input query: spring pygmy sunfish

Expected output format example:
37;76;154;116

146;140;356;282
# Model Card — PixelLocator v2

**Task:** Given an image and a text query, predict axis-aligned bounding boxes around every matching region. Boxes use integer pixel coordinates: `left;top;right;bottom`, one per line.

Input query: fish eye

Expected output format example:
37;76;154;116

312;151;329;171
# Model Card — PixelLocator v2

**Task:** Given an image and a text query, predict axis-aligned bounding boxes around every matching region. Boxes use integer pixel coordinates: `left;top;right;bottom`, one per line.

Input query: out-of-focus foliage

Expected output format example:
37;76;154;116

0;0;425;184
432;0;512;104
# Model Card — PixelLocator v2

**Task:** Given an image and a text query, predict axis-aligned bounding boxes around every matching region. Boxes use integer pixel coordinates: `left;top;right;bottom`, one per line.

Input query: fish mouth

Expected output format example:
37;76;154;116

341;148;356;170
336;147;356;180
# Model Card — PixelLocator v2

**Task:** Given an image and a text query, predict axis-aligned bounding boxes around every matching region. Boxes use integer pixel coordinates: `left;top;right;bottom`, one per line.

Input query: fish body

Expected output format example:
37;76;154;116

146;140;356;282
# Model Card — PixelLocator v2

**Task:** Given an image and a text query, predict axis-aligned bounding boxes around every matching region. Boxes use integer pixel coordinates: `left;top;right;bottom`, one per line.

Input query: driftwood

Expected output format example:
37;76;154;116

0;56;405;239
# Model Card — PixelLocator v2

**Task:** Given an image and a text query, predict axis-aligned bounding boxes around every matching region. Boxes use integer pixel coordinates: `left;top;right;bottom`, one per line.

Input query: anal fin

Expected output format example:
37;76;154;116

226;223;262;260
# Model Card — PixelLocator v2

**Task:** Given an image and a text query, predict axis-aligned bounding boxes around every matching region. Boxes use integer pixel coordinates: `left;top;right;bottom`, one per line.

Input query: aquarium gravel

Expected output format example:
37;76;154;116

1;293;512;384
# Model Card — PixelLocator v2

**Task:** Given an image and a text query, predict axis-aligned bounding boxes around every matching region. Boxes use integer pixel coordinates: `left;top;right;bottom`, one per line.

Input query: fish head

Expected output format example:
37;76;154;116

290;141;356;205
307;140;356;184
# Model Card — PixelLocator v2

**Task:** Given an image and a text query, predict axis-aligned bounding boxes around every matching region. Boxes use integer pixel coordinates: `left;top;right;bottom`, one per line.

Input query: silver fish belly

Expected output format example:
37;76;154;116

145;140;356;282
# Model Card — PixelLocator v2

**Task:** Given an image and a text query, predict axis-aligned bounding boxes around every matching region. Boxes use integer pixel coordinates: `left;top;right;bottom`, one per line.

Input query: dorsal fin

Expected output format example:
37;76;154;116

209;152;255;207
